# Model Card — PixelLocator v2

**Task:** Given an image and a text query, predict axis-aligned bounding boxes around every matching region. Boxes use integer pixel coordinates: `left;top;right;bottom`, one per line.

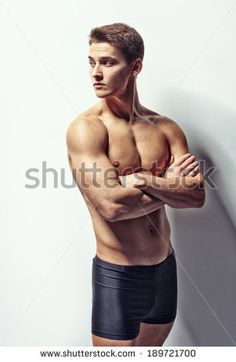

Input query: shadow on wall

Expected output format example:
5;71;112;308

166;93;236;346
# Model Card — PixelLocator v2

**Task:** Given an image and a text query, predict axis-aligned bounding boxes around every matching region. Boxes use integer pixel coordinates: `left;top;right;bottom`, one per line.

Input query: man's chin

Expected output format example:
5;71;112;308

95;94;108;98
94;91;112;98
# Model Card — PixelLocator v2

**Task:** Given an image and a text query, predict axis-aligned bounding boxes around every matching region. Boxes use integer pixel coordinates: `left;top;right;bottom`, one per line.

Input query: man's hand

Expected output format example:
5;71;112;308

164;153;200;178
119;172;148;188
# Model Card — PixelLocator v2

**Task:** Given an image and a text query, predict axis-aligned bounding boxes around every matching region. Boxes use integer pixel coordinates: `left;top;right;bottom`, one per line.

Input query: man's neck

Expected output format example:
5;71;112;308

100;80;143;124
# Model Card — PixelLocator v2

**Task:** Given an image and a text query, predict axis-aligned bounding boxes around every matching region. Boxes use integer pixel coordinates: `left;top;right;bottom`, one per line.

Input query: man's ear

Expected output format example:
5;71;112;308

131;59;142;76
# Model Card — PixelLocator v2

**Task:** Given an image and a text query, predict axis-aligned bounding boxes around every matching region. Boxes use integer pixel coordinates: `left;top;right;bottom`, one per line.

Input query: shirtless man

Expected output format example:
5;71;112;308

66;23;205;346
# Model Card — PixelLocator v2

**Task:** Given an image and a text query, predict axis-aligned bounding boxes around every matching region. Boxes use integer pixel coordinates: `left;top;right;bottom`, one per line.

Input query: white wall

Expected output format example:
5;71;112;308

1;0;235;346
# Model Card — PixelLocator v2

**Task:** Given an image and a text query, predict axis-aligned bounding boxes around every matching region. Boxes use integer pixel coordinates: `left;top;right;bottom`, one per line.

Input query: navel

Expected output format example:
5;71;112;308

148;224;155;234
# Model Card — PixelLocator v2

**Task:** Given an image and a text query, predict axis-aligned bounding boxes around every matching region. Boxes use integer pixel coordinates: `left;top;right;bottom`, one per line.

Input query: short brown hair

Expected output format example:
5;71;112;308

88;23;144;64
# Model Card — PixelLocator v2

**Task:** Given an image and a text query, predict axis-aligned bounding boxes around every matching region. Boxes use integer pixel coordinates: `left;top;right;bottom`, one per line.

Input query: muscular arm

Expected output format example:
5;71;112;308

114;192;165;221
66;117;164;222
133;118;205;208
136;172;204;208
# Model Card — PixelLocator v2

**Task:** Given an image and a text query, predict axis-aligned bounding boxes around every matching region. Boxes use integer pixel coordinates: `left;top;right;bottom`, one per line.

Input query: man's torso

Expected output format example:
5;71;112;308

68;102;174;265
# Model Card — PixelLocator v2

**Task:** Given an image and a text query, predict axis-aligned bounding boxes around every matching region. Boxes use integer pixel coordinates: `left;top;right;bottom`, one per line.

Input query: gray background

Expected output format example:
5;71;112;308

0;0;236;346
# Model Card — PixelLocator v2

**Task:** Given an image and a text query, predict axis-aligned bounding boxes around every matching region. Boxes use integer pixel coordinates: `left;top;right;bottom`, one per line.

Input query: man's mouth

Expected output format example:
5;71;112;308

93;83;105;87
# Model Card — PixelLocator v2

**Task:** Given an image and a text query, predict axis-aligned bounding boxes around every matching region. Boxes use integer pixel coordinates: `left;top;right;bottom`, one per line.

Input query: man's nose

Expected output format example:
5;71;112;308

92;65;103;79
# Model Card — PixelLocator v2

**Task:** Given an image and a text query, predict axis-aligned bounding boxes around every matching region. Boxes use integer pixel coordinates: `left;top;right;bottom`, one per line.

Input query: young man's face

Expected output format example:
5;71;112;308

88;42;134;98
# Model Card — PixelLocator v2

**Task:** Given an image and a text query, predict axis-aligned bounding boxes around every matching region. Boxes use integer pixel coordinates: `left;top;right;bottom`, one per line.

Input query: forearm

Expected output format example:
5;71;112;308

137;173;205;208
110;188;165;221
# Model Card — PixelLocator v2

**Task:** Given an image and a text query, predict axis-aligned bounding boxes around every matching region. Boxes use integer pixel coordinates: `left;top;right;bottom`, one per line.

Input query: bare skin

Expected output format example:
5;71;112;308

92;321;175;347
66;42;205;346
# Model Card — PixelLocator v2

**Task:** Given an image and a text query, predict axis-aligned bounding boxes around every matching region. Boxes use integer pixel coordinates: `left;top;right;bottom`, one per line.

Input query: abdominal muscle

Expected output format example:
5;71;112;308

88;203;173;265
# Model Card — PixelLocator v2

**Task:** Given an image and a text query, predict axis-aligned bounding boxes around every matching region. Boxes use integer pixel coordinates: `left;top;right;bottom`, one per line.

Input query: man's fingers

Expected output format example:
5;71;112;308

179;155;196;170
181;162;199;176
188;165;200;176
169;155;174;165
181;159;198;172
173;153;192;166
168;153;200;177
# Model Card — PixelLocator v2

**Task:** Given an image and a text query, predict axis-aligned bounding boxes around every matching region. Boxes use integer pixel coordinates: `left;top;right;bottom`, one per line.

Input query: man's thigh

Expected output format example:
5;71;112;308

134;321;175;346
92;333;136;346
92;320;175;346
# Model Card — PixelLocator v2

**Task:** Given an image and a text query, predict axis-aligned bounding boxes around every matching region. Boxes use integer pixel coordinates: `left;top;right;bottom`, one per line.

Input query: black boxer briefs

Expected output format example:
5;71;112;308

91;251;177;340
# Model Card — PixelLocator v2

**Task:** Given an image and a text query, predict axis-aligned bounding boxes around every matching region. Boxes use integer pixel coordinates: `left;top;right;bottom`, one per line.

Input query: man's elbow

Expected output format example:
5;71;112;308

98;201;121;222
189;173;205;208
98;188;143;221
176;189;205;209
193;189;205;208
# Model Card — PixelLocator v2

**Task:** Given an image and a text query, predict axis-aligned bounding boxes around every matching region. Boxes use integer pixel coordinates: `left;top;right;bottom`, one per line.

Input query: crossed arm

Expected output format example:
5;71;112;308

119;153;205;209
66;117;205;223
119;119;205;210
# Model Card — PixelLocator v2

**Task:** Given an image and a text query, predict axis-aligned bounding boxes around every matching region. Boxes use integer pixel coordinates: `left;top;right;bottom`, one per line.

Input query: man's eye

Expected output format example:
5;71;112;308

104;60;113;65
89;60;114;66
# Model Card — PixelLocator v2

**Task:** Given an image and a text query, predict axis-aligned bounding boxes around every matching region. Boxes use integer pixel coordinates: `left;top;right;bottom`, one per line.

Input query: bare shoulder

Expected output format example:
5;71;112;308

157;116;189;155
66;108;108;153
143;111;188;149
154;115;186;140
141;107;182;134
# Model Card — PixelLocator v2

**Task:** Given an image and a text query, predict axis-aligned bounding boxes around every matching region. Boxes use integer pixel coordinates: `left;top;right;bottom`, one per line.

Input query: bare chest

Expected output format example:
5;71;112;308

104;119;170;176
